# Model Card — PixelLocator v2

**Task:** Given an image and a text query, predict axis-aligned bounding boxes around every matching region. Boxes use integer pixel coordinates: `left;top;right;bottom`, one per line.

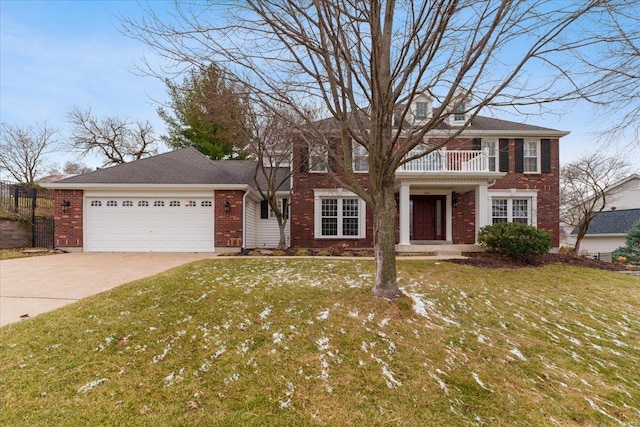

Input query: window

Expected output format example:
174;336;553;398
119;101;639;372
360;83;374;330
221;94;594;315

154;201;165;207
106;200;117;207
309;146;327;172
262;198;289;219
186;201;196;207
169;200;181;207
454;103;466;121
482;141;497;172
138;200;149;207
90;200;102;207
415;102;429;119
201;200;212;207
353;143;368;172
523;141;539;173
122;200;133;207
491;198;530;225
314;190;365;238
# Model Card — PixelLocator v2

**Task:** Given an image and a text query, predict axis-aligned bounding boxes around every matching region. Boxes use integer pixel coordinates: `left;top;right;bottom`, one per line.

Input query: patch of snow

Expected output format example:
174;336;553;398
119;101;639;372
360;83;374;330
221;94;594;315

381;366;402;389
259;307;271;319
509;348;527;361
77;378;107;394
471;372;492;391
316;309;330;321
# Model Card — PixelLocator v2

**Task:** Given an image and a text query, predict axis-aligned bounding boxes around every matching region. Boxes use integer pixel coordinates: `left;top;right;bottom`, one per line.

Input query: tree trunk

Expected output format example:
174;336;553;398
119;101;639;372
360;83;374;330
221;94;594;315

372;179;402;298
277;218;287;249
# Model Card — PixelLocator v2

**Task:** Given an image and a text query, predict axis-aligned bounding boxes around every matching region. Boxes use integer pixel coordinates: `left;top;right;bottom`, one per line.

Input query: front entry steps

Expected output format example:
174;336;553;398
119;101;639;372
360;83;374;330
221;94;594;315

396;242;482;256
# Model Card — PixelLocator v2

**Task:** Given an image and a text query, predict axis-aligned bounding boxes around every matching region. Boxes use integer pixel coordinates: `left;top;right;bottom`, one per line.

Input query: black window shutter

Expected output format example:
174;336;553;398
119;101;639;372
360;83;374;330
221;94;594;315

472;138;481;151
515;139;524;173
499;139;509;172
299;145;309;173
282;198;289;219
260;200;269;219
541;139;551;173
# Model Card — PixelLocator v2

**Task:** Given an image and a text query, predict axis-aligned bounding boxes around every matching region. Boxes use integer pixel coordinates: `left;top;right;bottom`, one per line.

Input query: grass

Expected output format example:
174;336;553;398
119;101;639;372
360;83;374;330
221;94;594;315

0;248;53;260
0;258;638;426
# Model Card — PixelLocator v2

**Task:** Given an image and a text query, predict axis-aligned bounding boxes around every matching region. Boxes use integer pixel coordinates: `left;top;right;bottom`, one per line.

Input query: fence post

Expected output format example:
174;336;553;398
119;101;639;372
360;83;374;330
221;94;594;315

31;187;37;247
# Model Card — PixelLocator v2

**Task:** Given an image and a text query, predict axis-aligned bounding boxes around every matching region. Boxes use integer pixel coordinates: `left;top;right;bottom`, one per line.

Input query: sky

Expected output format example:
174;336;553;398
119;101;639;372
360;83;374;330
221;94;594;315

1;0;639;178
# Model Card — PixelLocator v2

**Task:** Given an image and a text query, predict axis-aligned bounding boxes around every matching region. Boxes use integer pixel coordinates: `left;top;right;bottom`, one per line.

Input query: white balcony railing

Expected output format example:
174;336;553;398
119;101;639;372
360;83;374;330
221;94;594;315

399;148;493;173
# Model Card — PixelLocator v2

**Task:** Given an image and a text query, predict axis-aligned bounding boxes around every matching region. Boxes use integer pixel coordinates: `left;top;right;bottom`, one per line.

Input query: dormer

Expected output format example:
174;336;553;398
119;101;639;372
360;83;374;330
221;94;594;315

447;90;472;126
409;91;433;124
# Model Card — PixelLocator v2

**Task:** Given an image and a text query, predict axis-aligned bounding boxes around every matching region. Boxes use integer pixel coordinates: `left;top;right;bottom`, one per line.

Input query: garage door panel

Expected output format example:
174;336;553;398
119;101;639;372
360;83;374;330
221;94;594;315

86;197;215;252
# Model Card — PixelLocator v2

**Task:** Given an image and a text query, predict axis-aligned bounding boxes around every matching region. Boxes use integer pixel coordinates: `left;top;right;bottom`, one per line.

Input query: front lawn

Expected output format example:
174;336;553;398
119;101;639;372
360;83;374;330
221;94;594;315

0;259;638;426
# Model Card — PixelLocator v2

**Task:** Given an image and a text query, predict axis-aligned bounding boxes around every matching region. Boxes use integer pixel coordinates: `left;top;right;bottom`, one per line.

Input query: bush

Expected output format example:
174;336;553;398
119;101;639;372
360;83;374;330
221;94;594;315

478;222;552;263
612;220;640;263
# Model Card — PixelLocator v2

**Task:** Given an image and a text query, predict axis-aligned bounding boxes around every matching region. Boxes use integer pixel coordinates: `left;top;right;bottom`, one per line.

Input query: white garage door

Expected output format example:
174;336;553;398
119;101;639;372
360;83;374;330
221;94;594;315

85;197;215;252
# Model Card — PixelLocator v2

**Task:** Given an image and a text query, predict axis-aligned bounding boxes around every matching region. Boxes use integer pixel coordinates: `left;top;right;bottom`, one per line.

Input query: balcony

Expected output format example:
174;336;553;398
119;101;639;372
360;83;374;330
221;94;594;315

399;148;495;174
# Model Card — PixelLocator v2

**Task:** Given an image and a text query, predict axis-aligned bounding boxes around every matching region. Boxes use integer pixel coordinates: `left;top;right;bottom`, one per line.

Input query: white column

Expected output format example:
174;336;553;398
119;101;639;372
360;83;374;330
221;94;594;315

399;183;411;245
446;192;453;242
475;183;488;243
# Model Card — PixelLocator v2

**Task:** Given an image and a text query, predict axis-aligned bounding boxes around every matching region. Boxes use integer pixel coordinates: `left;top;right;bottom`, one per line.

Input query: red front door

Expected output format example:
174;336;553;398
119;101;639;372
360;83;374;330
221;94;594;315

411;195;446;240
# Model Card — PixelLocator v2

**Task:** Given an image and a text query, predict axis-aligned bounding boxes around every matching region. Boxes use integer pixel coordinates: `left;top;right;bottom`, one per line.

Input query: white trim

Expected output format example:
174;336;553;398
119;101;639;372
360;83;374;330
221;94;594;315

523;140;541;174
487;189;538;226
43;183;249;190
313;189;366;239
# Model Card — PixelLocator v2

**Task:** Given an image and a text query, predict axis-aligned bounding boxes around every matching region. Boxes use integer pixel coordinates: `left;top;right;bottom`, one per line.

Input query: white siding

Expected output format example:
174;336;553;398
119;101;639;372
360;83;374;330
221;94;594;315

244;199;257;249
256;203;290;248
609;178;640;210
578;235;626;254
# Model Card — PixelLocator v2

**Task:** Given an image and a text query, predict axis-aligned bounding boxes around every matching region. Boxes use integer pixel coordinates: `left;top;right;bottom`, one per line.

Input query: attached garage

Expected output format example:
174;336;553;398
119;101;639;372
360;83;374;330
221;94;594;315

85;195;215;252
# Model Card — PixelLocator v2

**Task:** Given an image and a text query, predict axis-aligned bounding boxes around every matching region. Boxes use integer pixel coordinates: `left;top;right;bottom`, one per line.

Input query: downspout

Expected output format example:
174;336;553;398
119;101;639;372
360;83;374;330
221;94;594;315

241;189;249;255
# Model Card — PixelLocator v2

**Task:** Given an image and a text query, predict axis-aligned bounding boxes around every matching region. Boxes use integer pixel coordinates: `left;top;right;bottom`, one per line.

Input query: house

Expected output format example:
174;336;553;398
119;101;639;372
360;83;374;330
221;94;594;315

569;174;640;256
44;98;567;253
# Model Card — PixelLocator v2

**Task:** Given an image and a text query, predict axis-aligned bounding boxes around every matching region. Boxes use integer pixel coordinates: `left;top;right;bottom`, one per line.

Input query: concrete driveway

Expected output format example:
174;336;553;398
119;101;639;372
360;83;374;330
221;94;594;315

0;252;217;327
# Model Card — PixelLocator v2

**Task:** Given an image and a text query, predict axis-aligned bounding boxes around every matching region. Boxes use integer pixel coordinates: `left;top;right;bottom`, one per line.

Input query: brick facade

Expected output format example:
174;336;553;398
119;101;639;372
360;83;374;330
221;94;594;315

290;136;561;248
214;190;244;248
54;189;84;249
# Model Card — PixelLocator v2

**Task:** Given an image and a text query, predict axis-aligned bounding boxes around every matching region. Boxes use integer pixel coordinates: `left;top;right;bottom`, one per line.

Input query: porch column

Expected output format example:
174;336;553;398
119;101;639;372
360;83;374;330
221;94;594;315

399;183;410;245
475;183;489;243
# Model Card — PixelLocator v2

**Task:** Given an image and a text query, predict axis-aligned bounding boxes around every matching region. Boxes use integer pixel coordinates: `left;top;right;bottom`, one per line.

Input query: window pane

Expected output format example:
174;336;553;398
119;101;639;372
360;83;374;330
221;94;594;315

322;218;338;236
342;199;358;217
343;218;359;235
107;200;117;207
492;199;507;218
322;199;337;217
138;201;149;207
416;102;428;119
353;143;368;172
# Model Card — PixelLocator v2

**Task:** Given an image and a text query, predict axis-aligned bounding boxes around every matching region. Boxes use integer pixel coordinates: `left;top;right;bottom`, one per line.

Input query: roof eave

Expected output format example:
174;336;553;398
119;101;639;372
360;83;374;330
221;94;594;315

42;183;251;191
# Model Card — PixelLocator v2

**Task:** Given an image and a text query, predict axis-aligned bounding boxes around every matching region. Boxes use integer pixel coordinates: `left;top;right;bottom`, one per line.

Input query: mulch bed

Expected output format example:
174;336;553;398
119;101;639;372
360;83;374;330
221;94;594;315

449;252;631;271
230;249;631;271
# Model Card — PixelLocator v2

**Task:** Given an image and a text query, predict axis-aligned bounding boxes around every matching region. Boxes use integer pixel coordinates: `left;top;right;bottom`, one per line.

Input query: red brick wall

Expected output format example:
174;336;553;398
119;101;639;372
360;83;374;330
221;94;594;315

290;136;561;247
290;144;374;248
215;190;244;248
54;189;83;249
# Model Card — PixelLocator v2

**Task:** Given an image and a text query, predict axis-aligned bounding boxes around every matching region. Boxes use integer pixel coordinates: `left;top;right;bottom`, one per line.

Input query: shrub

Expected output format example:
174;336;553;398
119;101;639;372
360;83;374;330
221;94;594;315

478;222;552;263
295;248;310;256
612;220;640;263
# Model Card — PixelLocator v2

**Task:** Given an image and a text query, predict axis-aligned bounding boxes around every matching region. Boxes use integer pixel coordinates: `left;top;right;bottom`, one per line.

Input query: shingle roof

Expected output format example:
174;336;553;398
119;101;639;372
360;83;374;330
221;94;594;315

52;147;290;191
571;208;640;235
314;110;565;134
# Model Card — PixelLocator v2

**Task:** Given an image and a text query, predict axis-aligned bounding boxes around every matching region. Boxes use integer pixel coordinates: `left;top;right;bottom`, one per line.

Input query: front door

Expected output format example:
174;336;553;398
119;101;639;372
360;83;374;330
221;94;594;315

411;195;446;240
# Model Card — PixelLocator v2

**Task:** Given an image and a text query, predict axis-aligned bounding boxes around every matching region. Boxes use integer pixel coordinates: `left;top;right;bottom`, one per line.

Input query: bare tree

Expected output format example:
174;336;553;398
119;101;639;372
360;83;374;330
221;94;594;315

123;1;612;297
561;152;632;253
246;102;307;249
67;107;158;166
571;1;639;143
0;121;57;185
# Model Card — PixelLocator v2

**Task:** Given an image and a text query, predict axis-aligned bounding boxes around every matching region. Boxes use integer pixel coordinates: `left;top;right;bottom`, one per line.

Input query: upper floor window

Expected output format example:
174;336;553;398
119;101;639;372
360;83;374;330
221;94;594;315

523;141;539;173
482;141;497;172
454;103;466;121
415;102;429;119
309;146;327;172
353;143;368;172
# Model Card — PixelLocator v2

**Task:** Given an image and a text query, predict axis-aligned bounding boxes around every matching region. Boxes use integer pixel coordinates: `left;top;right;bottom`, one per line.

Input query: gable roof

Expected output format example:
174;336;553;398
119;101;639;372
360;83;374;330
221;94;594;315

572;208;640;235
47;148;290;191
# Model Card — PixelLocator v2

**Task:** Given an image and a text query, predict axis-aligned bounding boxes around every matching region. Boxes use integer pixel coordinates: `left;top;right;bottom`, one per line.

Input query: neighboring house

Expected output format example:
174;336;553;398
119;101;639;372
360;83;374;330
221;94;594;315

44;96;567;253
568;174;640;256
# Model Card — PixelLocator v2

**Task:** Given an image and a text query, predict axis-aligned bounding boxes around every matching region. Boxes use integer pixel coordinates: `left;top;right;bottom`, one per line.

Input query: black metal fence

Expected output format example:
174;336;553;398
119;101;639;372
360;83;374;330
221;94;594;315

0;181;55;248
